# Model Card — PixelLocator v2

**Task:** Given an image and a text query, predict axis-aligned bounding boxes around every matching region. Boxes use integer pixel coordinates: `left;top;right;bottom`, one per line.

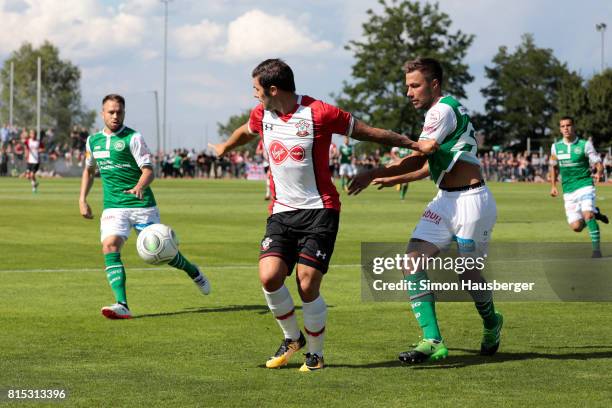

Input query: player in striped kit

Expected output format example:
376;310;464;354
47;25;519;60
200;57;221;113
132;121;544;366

550;117;608;258
79;94;210;319
25;130;44;193
350;57;503;363
210;59;422;371
338;136;355;192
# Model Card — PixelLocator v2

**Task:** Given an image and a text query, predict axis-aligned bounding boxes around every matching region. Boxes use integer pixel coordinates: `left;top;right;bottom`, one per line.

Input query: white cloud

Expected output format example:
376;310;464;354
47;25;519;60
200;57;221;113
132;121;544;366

223;9;333;61
171;9;334;61
173;19;224;59
0;0;148;59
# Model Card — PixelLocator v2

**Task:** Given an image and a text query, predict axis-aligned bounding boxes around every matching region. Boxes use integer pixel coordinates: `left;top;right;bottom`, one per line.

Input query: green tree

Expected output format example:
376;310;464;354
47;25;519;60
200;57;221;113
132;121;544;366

550;71;589;138
552;69;612;147
0;41;95;139
480;34;577;147
584;69;612;147
335;0;474;145
216;110;258;153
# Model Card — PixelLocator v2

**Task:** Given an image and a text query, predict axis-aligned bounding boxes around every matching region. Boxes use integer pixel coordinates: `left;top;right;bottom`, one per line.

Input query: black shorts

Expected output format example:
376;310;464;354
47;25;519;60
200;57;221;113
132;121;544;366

260;208;340;274
27;163;39;173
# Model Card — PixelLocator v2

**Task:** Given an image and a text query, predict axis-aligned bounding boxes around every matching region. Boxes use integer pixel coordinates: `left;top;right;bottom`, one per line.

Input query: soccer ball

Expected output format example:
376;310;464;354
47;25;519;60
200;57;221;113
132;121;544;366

136;223;179;264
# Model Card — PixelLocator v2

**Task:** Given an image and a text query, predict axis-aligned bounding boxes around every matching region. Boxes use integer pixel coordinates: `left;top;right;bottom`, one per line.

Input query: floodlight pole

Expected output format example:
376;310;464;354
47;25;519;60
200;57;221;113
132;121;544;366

596;23;607;72
36;56;41;138
153;90;160;154
161;0;172;153
9;61;14;127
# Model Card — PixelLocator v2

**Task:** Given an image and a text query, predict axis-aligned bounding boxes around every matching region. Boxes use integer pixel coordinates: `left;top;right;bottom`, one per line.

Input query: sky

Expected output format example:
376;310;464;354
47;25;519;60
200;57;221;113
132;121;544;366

0;0;610;151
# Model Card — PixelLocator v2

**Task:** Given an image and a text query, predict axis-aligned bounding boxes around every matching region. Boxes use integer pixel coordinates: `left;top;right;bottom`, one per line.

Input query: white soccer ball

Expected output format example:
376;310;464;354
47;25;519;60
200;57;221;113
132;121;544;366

136;223;179;264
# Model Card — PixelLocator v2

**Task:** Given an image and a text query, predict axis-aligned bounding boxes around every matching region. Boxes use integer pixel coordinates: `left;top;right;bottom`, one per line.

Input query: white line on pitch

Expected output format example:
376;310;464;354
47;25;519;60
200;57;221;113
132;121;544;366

0;264;362;273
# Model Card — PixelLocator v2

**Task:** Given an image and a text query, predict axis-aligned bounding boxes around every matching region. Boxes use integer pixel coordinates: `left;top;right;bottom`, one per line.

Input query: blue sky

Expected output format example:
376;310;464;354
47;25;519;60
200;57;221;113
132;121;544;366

0;0;610;151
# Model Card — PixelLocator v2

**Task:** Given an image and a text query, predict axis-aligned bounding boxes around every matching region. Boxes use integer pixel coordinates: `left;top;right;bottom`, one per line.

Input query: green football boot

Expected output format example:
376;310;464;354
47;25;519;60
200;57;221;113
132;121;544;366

398;339;448;364
481;311;503;356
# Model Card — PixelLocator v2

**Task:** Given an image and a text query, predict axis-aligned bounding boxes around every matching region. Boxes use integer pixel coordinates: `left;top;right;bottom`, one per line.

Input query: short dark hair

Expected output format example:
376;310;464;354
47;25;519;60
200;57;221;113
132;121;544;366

403;57;444;87
102;94;125;107
559;116;574;124
252;59;296;92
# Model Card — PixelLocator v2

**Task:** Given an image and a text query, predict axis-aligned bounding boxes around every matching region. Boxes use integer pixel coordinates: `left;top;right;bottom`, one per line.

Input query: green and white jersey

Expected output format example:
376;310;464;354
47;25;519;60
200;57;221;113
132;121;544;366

339;144;353;164
551;137;601;194
85;126;156;209
418;96;480;186
391;146;412;159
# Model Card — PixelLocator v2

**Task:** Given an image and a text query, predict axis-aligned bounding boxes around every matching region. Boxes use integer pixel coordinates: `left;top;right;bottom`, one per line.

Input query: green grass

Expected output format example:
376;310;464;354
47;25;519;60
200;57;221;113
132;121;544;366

1;177;612;407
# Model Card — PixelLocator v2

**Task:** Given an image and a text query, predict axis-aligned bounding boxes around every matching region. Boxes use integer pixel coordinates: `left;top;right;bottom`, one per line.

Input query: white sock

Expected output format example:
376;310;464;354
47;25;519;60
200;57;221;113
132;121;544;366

303;296;327;357
263;285;300;340
265;179;270;196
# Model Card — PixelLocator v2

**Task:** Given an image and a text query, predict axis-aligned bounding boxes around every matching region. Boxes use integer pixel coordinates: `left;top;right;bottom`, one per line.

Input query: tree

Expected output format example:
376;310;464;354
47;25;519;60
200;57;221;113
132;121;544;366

0;41;95;139
550;71;589;138
216;110;258;153
584;69;612;147
480;34;577;147
335;0;474;144
551;68;612;147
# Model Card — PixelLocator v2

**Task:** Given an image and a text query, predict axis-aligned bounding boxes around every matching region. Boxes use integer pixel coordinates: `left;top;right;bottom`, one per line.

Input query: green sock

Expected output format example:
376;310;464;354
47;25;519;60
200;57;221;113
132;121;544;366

460;275;498;329
104;252;127;306
169;251;200;279
586;218;600;251
405;272;442;341
400;184;408;200
474;300;497;329
341;177;346;190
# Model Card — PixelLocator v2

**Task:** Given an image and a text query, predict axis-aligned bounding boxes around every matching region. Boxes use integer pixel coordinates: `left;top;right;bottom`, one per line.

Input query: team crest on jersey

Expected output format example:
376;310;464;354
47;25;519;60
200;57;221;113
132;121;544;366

295;119;311;137
261;237;273;251
114;140;126;151
269;141;306;164
573;147;582;155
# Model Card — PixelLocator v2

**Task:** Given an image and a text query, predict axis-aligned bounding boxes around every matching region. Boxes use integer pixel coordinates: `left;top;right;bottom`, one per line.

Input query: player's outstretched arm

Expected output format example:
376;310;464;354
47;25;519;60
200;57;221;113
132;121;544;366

351;120;439;154
351;120;415;149
348;154;428;196
123;166;154;200
208;123;257;157
549;165;559;197
79;166;95;219
373;162;430;189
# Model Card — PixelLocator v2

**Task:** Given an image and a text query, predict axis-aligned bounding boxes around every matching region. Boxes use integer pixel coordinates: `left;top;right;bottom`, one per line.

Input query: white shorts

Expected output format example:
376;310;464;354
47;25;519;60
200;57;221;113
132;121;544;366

563;185;596;224
100;206;160;242
412;186;497;258
339;163;356;177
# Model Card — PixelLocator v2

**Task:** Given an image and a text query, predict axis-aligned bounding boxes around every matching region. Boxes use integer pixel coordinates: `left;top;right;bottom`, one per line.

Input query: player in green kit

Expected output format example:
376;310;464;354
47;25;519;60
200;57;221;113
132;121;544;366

390;146;412;200
338;136;355;192
79;94;210;319
550;116;608;258
350;58;502;363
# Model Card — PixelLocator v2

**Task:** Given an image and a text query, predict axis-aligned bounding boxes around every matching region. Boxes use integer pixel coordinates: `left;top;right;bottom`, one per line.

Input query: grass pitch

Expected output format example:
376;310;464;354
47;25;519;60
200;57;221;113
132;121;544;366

1;177;612;407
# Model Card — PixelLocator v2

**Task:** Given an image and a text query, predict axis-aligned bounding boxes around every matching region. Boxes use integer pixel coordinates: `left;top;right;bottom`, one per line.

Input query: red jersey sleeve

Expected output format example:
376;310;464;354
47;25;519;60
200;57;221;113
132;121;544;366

248;104;264;135
320;101;353;136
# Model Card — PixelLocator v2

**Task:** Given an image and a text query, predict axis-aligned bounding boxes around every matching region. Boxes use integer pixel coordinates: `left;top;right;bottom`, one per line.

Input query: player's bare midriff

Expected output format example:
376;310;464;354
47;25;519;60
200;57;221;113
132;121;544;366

439;160;483;189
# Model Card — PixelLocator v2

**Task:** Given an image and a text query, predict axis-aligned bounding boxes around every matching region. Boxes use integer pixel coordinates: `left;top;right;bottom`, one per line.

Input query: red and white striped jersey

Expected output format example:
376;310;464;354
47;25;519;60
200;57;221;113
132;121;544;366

25;138;43;164
248;95;354;214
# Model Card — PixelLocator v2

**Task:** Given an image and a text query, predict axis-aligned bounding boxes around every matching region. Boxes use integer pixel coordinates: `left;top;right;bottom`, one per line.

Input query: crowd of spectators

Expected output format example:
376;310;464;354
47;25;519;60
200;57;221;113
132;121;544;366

1;122;611;182
0;123;91;176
